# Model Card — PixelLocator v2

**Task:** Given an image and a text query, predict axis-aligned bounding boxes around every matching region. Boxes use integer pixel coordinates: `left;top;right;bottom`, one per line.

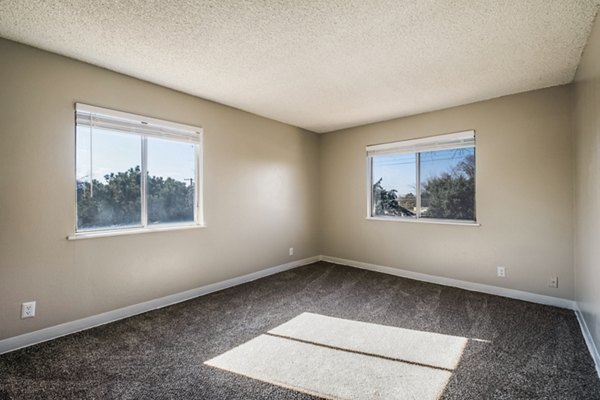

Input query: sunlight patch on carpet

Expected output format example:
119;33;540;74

269;312;468;370
205;313;469;400
205;334;452;399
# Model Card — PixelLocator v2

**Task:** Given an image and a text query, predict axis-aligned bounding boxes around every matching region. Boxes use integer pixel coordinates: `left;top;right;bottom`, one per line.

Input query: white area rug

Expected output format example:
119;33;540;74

205;313;468;399
269;312;468;370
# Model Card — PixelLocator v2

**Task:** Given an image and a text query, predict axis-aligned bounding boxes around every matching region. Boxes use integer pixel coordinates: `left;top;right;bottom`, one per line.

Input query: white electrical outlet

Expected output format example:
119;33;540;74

289;247;294;256
21;301;36;319
497;266;506;278
548;277;558;288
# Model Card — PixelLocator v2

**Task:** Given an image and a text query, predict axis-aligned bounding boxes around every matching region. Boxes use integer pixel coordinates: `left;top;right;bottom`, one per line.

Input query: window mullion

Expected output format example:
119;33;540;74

141;136;148;227
415;152;421;218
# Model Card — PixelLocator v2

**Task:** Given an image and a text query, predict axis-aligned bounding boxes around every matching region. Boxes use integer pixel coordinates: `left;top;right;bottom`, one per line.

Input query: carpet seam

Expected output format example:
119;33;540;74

265;332;456;373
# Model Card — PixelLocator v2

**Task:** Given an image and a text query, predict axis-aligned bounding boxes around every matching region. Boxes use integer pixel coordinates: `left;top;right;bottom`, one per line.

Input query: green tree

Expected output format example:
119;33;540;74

421;154;475;220
372;178;415;217
77;166;141;229
77;166;195;229
147;175;194;224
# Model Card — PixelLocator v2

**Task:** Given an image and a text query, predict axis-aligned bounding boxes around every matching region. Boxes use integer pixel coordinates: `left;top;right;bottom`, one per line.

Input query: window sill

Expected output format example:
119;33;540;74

67;223;206;240
366;216;480;227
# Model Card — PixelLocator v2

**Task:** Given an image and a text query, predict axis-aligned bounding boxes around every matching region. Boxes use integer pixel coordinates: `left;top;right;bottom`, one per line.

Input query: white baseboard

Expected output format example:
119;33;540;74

575;304;600;378
0;256;320;355
320;255;576;310
323;255;600;377
1;253;590;371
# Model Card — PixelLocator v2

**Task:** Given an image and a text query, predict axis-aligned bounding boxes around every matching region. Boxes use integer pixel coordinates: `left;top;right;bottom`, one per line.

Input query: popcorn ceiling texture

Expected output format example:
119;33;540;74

0;0;598;132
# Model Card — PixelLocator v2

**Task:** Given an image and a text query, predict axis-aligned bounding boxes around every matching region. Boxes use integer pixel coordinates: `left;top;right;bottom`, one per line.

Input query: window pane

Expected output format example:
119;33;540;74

76;128;142;230
76;126;91;188
147;138;196;225
419;147;475;220
371;153;417;217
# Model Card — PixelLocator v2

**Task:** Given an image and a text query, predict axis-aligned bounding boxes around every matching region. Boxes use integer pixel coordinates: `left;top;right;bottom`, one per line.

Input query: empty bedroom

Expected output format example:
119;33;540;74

1;1;600;399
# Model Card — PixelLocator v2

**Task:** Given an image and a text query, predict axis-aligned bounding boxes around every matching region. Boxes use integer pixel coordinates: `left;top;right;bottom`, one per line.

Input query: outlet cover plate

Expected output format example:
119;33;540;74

21;301;36;319
497;266;506;278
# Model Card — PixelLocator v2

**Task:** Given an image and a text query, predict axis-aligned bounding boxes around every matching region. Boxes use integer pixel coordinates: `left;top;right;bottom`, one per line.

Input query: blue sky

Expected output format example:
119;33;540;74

372;153;416;196
76;127;196;184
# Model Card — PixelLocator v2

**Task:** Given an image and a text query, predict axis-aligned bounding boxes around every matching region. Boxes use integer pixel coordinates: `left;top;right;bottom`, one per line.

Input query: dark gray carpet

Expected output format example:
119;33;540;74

0;261;599;399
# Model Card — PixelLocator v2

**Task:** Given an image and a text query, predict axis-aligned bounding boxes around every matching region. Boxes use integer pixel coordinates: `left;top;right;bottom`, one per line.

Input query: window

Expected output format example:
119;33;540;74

367;131;475;223
74;104;203;235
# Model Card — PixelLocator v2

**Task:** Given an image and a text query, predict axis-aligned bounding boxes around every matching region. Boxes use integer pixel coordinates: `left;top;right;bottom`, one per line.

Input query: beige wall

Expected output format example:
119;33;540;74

0;35;589;343
320;86;574;299
0;39;320;340
574;13;600;353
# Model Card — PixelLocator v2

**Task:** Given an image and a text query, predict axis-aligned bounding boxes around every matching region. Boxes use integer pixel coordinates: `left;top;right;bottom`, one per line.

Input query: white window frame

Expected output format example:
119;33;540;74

366;130;478;226
69;103;205;240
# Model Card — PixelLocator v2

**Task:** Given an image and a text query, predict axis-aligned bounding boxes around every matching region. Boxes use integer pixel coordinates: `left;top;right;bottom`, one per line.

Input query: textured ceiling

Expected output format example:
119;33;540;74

1;1;599;133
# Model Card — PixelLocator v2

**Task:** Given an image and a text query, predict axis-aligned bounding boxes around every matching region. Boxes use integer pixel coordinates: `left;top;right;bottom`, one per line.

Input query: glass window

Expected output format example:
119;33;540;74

75;104;202;234
367;131;475;223
147;138;196;225
76;128;142;231
419;148;475;221
371;153;417;217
